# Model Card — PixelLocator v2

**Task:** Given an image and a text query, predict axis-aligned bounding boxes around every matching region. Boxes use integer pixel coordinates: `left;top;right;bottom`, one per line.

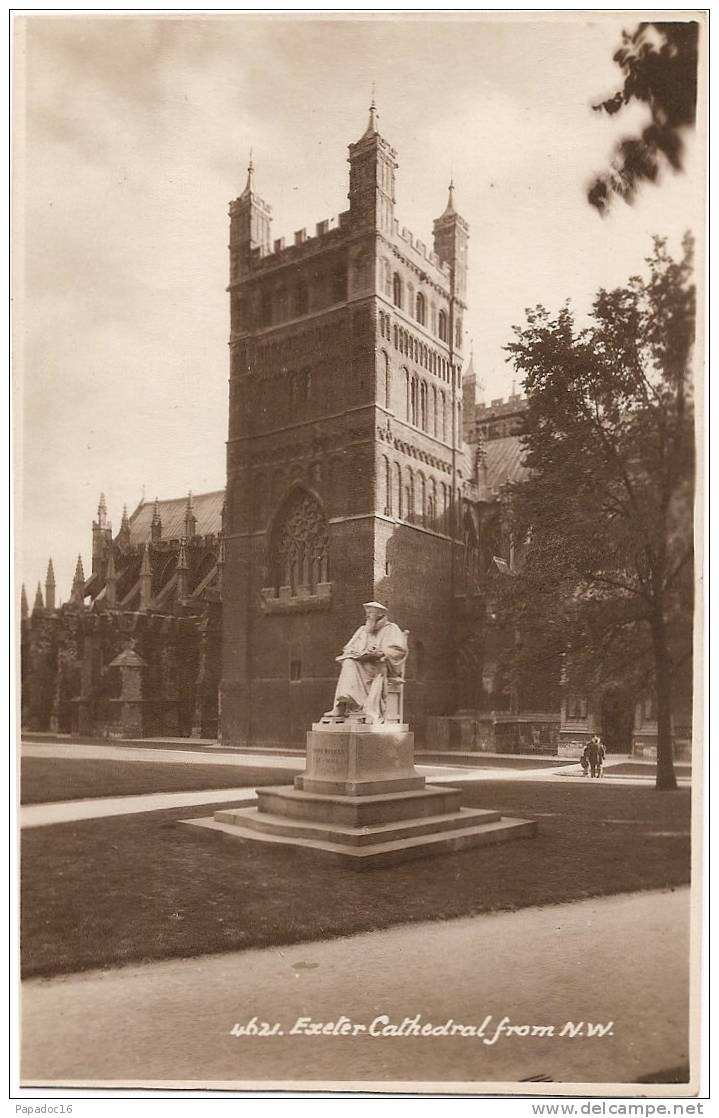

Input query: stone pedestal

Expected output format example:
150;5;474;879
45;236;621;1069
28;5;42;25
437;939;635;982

297;723;423;795
184;723;537;869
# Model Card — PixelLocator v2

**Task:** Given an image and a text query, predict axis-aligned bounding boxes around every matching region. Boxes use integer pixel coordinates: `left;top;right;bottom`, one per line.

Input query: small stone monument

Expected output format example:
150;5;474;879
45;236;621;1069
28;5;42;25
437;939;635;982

187;602;536;867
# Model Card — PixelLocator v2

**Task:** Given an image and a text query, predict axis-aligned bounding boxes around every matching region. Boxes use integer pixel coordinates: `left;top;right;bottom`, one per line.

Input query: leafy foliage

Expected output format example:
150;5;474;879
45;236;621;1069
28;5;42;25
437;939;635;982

588;22;699;214
501;237;695;788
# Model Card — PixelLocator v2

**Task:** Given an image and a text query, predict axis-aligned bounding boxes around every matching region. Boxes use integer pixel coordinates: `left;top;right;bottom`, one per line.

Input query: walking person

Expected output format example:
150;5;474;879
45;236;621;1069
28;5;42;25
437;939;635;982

586;734;606;778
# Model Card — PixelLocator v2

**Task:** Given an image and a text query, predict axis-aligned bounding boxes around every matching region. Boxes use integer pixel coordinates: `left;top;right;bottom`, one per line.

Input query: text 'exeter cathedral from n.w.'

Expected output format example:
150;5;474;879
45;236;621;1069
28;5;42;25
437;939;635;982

23;102;661;757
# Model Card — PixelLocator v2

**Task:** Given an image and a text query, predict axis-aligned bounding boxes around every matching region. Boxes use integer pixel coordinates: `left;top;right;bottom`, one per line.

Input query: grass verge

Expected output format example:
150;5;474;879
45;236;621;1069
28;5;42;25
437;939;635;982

21;757;297;804
21;778;690;979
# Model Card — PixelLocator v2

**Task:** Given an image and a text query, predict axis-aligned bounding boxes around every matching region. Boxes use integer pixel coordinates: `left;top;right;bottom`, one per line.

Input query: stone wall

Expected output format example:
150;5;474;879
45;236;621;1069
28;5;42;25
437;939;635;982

426;713;560;754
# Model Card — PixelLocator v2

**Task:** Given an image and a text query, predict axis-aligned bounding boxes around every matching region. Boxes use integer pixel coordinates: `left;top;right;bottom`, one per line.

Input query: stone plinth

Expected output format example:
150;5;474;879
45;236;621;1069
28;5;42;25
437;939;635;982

184;720;538;868
296;725;424;795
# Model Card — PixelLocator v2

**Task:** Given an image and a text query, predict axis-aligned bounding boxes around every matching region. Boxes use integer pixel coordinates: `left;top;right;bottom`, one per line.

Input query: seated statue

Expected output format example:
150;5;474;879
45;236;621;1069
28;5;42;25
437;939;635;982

324;601;408;725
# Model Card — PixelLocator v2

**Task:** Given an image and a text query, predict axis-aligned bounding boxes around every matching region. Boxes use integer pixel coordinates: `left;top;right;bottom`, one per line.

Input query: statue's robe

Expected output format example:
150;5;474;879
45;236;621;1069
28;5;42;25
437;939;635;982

332;619;408;722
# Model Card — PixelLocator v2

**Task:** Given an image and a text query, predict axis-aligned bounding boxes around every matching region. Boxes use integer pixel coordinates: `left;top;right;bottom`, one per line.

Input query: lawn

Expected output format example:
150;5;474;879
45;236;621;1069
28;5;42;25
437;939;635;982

605;762;692;777
21;778;691;979
21;757;298;804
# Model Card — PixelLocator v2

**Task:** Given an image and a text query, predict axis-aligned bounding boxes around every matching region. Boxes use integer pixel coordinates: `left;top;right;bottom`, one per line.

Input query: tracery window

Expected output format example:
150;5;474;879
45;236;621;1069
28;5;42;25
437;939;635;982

416;292;426;325
438;309;449;342
269;488;329;596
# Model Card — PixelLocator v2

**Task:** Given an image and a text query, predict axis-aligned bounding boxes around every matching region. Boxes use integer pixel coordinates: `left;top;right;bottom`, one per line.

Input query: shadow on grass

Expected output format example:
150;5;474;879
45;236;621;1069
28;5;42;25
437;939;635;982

21;778;691;981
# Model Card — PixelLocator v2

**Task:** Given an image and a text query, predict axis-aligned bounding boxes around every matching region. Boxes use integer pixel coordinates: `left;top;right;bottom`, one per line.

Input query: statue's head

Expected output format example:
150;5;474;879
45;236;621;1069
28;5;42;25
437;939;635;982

363;601;387;631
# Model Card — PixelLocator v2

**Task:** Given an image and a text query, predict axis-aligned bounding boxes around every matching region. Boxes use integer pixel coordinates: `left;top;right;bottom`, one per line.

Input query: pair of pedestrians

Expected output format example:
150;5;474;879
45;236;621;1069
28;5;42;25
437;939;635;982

580;735;606;778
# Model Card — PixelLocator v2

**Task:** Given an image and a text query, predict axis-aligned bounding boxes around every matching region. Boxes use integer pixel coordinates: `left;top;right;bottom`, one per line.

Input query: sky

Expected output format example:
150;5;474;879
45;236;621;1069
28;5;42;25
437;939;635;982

15;13;702;602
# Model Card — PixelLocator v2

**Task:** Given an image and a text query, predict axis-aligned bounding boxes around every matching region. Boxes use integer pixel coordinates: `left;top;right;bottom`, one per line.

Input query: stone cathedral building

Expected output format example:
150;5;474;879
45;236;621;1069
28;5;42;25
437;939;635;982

22;104;677;757
221;101;490;749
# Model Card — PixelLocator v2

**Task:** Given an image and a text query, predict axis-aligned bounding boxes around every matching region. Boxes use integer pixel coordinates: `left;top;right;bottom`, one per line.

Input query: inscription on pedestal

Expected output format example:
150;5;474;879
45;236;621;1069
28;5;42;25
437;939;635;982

298;727;424;795
312;742;348;779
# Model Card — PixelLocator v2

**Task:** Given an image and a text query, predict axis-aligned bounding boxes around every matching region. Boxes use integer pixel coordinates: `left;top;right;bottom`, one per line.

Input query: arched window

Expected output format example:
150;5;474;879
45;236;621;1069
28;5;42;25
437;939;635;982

384;457;392;515
393;273;403;309
427;479;437;527
404;368;410;422
396;463;403;518
270;488;329;596
154;554;177;596
384;259;392;298
420;382;427;431
408;471;415;521
438;309;448;342
441;392;447;441
383;351;391;410
432;386;438;437
419;473;427;525
416;292;426;325
410;377;418;426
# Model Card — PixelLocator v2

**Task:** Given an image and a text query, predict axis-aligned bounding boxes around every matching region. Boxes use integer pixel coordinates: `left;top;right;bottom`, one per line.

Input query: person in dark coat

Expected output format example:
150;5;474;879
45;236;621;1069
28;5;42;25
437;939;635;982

586;735;606;778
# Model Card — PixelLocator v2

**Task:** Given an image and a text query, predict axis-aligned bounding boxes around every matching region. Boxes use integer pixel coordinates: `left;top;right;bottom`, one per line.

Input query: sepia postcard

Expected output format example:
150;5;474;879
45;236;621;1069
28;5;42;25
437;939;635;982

12;10;707;1101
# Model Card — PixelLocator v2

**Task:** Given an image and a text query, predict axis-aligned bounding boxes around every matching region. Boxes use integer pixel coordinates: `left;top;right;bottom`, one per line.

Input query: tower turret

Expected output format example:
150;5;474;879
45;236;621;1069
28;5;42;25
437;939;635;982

433;180;470;311
229;154;272;285
462;350;478;441
151;497;162;542
176;538;189;601
33;582;44;614
184;492;197;539
20;584;29;621
347;95;397;234
45;559;56;611
70;555;85;607
92;492;113;575
117;504;131;550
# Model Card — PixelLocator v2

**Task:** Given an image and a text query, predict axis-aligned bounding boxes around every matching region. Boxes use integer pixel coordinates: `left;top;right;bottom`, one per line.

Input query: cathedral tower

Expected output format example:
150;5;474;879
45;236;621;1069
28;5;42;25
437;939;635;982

221;106;469;747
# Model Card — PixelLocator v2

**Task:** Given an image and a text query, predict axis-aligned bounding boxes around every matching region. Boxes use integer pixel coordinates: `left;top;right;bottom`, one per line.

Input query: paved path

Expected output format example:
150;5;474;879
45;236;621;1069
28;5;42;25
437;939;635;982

21;887;690;1090
20;788;257;829
22;739;690;790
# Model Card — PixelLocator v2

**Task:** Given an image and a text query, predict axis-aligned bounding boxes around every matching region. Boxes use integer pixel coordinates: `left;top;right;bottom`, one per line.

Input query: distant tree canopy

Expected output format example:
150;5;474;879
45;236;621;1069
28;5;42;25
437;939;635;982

501;236;695;790
588;21;699;214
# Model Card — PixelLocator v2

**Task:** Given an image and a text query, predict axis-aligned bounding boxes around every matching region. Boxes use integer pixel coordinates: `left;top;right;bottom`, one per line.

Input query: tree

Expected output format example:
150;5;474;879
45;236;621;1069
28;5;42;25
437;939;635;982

502;237;695;790
588;21;699;214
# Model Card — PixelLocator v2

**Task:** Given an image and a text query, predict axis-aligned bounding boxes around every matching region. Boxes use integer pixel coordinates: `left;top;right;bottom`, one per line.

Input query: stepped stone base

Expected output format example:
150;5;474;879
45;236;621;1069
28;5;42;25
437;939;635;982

183;726;537;868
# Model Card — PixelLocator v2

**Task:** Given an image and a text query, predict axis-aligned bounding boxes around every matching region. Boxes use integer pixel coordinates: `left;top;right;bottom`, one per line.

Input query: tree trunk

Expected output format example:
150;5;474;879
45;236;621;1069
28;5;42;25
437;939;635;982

652;610;678;791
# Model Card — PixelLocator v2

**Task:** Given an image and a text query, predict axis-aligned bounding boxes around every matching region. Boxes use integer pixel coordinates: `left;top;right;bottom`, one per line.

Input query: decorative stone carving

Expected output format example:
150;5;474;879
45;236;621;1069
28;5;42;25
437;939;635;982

268;488;330;597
